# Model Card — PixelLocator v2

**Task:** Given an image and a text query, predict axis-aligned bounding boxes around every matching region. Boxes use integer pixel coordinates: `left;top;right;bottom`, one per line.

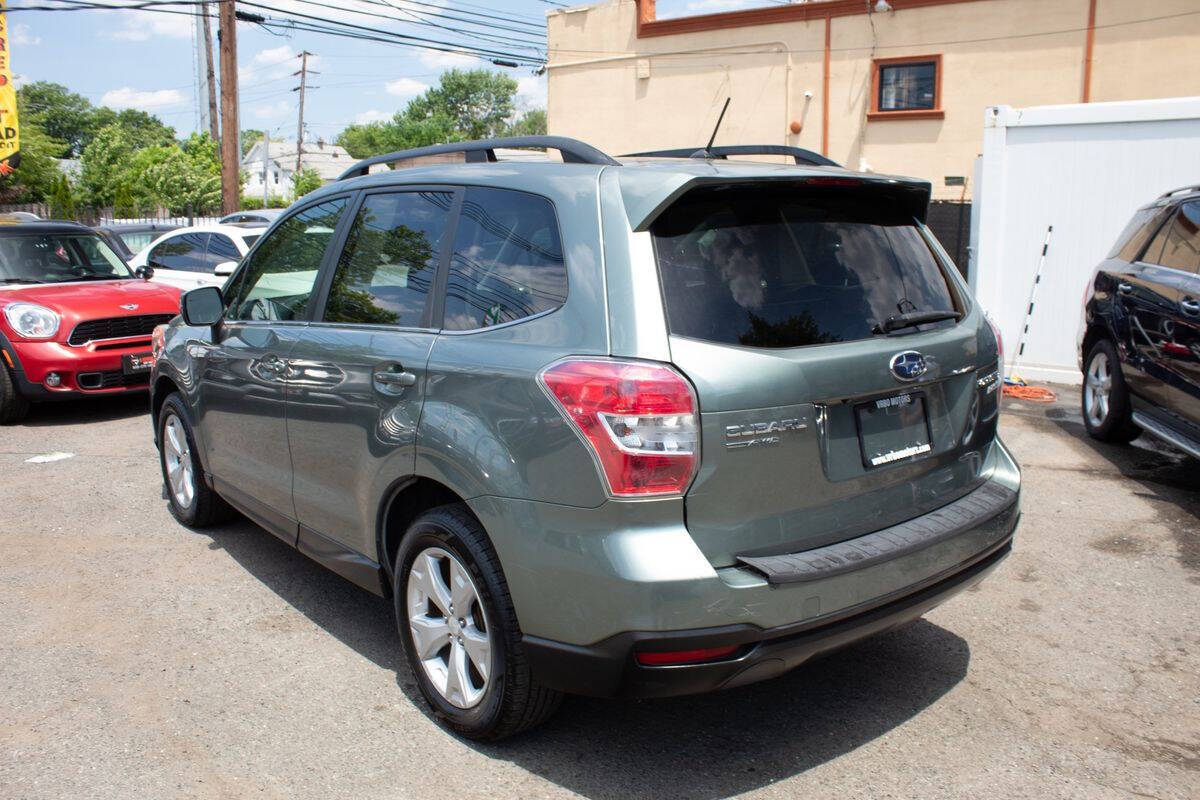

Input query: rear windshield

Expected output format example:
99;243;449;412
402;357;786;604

651;187;959;348
1108;205;1165;261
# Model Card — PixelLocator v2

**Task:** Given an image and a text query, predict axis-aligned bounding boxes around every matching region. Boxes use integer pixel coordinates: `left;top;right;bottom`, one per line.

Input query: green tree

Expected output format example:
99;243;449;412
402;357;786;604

49;173;77;219
405;69;518;140
0;117;69;203
336;114;461;159
18;82;95;157
292;167;322;199
78;124;133;207
90;108;176;150
505;109;547;137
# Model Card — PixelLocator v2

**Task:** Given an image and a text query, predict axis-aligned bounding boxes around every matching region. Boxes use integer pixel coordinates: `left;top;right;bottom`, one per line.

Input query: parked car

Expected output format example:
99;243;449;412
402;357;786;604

1080;184;1200;455
0;211;42;223
94;222;180;261
0;221;181;423
219;209;283;225
150;136;1019;740
129;224;265;290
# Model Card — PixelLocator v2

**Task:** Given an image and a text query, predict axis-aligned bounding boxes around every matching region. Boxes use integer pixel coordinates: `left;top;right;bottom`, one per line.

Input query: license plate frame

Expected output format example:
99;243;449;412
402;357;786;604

122;352;154;376
855;391;933;469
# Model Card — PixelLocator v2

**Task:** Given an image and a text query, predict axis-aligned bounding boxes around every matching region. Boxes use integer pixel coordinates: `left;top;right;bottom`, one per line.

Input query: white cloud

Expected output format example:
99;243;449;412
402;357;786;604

250;100;292;120
11;24;41;46
111;10;192;41
354;109;392;124
100;87;186;110
385;78;430;98
515;74;547;108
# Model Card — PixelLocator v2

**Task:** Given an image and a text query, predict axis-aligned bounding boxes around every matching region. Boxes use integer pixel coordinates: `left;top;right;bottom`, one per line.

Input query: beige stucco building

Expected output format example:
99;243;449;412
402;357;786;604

547;0;1200;199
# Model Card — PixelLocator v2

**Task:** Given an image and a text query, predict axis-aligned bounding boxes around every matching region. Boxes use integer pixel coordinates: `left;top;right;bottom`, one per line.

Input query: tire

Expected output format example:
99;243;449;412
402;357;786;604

1082;339;1141;443
394;504;562;740
0;364;30;425
157;393;235;526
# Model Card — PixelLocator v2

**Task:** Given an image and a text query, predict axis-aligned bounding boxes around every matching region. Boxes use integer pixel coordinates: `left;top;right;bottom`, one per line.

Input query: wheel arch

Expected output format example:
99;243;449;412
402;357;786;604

377;476;479;594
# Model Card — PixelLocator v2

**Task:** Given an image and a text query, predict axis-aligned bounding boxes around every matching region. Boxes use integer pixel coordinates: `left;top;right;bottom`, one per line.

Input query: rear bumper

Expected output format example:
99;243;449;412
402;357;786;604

525;527;1014;699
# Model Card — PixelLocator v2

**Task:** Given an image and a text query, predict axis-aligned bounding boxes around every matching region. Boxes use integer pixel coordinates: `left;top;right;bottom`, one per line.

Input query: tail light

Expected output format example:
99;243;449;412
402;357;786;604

539;358;699;497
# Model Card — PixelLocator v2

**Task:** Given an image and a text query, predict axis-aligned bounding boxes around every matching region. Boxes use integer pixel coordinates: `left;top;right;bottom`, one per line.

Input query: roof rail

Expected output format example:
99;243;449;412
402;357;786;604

1157;184;1200;200
620;144;840;168
336;136;620;180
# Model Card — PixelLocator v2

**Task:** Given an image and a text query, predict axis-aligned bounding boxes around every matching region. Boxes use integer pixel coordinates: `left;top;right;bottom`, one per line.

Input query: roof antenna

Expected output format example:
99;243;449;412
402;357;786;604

699;97;731;160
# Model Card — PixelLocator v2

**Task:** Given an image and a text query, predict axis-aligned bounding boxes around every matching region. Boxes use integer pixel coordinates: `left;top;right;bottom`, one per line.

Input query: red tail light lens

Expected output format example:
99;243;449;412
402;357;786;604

540;358;699;497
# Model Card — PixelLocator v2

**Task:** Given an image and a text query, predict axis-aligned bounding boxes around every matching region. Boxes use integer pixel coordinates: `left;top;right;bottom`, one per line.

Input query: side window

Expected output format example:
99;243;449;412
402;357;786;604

226;197;348;322
1112;206;1165;261
206;233;241;267
324;191;452;327
443;187;566;331
1151;202;1200;273
150;232;209;272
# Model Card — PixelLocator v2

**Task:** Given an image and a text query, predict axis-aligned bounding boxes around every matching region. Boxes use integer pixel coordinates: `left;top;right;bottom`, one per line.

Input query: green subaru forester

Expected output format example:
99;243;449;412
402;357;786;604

149;137;1019;740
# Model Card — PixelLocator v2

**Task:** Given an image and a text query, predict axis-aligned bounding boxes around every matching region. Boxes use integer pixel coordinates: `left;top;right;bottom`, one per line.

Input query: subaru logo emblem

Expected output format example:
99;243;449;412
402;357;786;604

890;350;927;382
119;303;138;311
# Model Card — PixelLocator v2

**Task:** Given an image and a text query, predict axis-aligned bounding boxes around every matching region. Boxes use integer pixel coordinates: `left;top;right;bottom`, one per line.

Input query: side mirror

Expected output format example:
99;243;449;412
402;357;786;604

213;260;238;277
135;265;154;280
181;286;225;327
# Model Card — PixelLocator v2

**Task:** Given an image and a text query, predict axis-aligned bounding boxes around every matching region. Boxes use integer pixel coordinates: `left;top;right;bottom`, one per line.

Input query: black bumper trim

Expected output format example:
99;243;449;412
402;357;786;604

738;481;1017;584
524;520;1016;699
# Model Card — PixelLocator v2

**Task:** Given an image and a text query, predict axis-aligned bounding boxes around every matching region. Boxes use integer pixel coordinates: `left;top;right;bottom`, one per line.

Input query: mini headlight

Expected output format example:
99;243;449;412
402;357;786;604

3;303;60;339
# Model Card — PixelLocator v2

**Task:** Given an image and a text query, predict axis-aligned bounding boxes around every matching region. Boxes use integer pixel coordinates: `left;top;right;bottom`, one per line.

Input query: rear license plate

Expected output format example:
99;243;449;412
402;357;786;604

856;392;932;468
122;353;154;375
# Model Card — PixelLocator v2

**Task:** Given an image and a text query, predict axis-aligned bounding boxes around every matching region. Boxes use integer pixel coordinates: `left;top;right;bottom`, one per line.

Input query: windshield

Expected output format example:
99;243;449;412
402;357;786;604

0;233;135;284
652;186;960;348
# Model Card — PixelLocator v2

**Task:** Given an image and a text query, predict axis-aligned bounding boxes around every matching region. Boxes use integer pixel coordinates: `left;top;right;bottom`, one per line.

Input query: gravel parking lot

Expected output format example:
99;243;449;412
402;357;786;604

1;390;1197;799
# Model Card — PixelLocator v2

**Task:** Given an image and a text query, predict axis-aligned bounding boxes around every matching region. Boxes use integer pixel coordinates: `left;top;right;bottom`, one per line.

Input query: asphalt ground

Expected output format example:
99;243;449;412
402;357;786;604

1;385;1197;799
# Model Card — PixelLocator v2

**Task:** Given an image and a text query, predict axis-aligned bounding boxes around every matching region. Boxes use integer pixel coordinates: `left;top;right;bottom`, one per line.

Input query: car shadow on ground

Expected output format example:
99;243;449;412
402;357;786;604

18;393;149;426
196;512;971;798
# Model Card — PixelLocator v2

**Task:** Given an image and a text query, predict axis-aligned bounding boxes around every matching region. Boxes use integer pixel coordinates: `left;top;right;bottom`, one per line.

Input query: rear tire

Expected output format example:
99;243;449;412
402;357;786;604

394;504;562;741
1082;339;1141;443
0;364;30;425
158;393;235;526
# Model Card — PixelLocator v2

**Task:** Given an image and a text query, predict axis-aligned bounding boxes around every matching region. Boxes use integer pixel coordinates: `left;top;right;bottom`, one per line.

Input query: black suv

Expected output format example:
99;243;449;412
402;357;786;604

1080;184;1200;456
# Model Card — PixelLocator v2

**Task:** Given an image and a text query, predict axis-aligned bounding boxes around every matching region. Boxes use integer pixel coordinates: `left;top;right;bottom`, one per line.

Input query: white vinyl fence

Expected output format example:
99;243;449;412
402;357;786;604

970;97;1200;385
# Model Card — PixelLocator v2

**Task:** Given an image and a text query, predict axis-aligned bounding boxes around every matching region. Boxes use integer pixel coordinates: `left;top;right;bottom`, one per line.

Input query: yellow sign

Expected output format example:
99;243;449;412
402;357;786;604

0;0;19;176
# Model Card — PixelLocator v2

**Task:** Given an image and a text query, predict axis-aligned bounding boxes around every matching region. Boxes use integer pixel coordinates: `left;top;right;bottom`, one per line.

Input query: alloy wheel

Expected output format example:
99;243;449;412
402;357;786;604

163;414;195;509
406;547;492;709
1085;350;1112;427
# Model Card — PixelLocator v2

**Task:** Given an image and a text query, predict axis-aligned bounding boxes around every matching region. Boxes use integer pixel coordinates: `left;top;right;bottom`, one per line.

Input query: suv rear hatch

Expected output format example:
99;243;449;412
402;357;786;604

647;180;1000;568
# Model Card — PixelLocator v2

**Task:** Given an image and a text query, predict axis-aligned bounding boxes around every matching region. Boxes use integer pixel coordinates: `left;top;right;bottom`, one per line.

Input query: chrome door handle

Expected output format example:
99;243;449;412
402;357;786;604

1117;282;1134;295
374;369;417;388
1181;299;1200;316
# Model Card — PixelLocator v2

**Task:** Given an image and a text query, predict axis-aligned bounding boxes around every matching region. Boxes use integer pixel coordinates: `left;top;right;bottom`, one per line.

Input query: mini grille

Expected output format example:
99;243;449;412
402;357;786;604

68;314;174;346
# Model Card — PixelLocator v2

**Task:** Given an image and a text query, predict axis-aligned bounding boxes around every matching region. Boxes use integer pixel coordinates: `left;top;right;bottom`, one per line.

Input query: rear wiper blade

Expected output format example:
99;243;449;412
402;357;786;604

875;309;961;334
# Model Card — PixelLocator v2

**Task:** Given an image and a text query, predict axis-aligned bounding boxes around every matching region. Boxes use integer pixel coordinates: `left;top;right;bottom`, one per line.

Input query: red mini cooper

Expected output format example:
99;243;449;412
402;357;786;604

0;221;182;423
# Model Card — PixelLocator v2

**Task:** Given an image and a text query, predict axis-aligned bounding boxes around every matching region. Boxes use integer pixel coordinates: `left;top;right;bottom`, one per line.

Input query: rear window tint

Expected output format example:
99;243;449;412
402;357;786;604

651;187;959;348
1110;206;1165;261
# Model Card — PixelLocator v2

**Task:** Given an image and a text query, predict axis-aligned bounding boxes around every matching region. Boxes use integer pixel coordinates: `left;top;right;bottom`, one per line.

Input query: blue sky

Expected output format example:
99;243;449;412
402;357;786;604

5;0;558;143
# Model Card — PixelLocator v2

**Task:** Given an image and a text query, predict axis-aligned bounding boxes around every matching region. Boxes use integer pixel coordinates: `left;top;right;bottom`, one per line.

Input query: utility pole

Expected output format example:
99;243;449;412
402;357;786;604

217;0;239;215
292;51;316;180
262;130;270;207
202;3;219;142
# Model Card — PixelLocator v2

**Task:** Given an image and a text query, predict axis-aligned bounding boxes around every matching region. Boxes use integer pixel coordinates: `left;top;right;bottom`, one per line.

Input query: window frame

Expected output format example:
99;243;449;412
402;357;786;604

221;191;358;326
435;185;570;335
308;184;463;332
869;54;944;121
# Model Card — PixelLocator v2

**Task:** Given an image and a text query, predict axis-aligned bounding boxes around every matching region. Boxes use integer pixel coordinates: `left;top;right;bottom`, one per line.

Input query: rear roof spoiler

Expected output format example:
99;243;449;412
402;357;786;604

621;145;840;168
1157;184;1200;199
337;136;620;180
617;173;932;232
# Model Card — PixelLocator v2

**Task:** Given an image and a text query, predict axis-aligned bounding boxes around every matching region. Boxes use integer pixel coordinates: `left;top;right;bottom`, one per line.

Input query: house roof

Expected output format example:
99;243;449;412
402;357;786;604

241;140;353;181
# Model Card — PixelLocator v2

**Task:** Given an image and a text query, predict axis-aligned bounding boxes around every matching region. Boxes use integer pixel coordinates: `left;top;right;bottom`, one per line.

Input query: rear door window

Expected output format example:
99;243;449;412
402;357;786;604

651;186;959;348
1110;206;1165;261
1144;201;1200;273
442;187;566;331
206;233;242;268
324;190;453;327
